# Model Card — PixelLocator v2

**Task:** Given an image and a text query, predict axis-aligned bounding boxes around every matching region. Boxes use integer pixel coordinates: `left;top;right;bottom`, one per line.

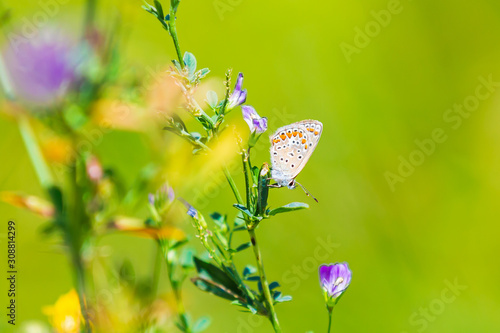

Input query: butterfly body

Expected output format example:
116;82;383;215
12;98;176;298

270;120;323;189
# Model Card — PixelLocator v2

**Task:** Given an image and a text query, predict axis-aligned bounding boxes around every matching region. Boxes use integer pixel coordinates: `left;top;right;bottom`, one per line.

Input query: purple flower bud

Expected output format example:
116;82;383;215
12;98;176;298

3;27;81;107
319;262;352;304
167;186;175;202
148;193;155;206
227;72;247;110
187;205;198;218
242;105;267;134
179;198;198;218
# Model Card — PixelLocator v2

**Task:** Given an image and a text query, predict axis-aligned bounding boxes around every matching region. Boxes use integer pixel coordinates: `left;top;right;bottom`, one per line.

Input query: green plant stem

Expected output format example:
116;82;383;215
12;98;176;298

18;117;54;189
247;228;281;332
84;0;97;34
160;241;191;332
68;163;92;332
71;248;91;333
242;154;251;209
152;244;162;298
327;307;333;333
223;166;244;205
169;6;184;69
0;49;53;190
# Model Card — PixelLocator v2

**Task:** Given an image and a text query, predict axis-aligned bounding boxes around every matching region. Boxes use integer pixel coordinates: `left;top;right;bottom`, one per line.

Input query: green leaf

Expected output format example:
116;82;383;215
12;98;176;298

170;238;189;250
256;164;270;216
171;0;181;13
210;212;225;228
269;281;280;290
268;202;309;216
215;230;228;248
190;132;202;140
206;90;218;109
141;3;156;15
47;186;64;216
246;276;260;281
246;305;257;314
242;265;257;278
274;294;292;303
183;51;197;78
193;316;211;332
198;68;210;79
180;248;195;268
153;0;164;19
191;277;242;301
193;257;242;297
233;211;246;227
233;204;254;219
172;59;182;71
251;166;260;183
235;242;252;252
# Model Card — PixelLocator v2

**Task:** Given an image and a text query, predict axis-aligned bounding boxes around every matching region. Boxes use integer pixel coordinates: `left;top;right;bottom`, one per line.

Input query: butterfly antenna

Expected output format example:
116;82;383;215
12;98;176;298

295;181;319;203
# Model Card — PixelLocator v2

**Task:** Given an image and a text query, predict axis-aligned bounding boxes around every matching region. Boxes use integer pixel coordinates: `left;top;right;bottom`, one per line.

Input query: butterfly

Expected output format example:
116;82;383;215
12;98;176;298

269;120;323;201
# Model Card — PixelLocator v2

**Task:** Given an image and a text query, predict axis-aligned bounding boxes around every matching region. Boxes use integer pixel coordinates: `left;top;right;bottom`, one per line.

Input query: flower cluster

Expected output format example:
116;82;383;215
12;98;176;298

228;72;267;134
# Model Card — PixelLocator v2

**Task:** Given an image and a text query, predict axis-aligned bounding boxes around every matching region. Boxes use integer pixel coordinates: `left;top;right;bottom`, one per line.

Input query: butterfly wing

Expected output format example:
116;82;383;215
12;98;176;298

270;120;323;185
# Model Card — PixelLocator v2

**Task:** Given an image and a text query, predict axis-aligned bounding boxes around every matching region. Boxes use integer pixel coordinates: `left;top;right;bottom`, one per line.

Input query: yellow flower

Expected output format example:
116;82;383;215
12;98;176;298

43;289;82;333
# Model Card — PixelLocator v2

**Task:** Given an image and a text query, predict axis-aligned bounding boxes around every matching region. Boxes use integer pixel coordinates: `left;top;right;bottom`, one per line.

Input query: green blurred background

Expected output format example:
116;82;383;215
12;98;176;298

1;0;500;332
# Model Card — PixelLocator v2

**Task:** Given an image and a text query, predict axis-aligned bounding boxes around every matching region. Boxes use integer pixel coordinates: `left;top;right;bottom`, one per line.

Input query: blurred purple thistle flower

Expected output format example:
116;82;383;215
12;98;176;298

242;105;267;134
227;72;247;110
3;27;81;107
319;262;352;306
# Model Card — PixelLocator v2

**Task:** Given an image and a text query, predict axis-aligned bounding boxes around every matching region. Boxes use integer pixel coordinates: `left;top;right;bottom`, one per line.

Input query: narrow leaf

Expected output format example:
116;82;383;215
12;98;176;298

235;242;252;252
193;316;211;332
268;202;309;216
193;257;242;297
191;277;243;302
242;265;257;278
153;0;164;19
233;204;254;219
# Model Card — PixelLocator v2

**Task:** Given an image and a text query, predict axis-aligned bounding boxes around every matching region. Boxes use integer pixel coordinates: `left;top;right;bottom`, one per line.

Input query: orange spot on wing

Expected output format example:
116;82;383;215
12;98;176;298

305;144;308;149
308;128;314;132
301;139;306;144
299;133;303;138
280;134;286;140
287;132;292;138
293;131;298;137
314;131;319;135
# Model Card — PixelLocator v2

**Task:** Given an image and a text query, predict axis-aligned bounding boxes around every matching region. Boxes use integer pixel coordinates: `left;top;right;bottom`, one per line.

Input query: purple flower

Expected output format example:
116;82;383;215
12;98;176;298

149;183;175;211
3;27;80;107
242;105;267;134
148;193;155;206
319;262;352;305
179;198;198;219
227;72;247;110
